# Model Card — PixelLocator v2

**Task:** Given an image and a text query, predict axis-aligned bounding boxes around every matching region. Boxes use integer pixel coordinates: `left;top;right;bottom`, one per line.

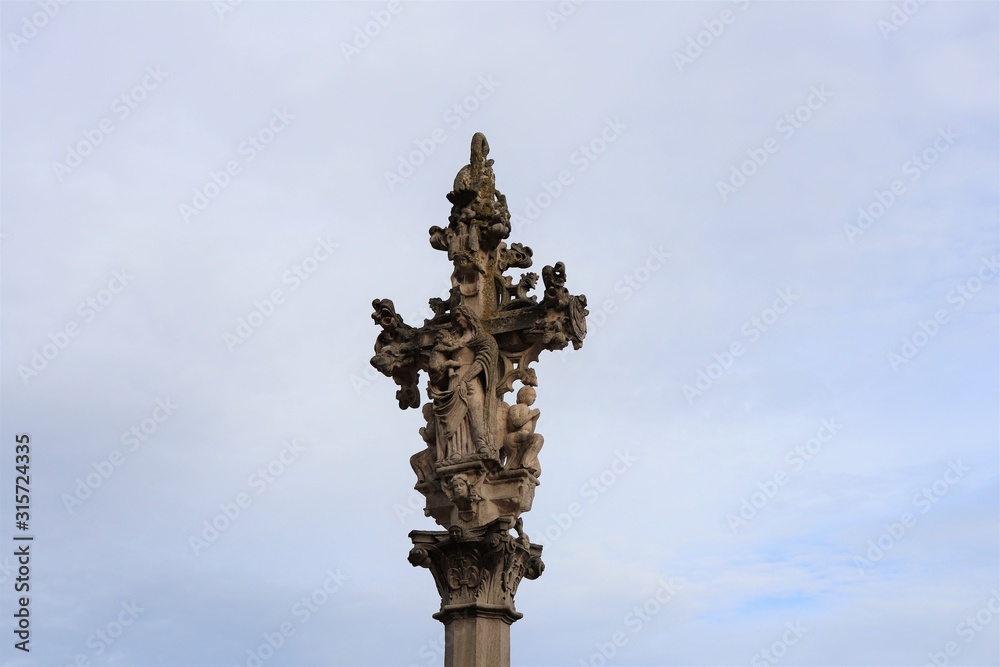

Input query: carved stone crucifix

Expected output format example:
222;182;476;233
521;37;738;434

370;133;587;667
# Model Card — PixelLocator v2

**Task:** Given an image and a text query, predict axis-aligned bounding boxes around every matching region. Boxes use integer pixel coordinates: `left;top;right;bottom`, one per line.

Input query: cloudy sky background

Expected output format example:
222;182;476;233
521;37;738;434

1;1;997;666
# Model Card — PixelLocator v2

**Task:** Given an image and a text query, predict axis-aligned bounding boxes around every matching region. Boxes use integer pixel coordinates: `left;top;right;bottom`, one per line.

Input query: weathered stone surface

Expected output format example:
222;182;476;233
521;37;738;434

371;133;585;666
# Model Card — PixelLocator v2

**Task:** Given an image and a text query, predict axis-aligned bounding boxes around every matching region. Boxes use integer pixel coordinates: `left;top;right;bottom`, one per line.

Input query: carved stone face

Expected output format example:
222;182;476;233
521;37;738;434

517;386;536;406
451;475;470;497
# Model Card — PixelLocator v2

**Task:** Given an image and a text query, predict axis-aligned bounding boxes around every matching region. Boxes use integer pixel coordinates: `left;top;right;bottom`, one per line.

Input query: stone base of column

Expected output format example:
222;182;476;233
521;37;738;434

408;519;544;667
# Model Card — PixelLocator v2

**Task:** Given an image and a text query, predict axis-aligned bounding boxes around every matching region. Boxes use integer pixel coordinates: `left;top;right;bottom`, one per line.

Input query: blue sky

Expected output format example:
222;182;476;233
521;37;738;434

1;1;997;666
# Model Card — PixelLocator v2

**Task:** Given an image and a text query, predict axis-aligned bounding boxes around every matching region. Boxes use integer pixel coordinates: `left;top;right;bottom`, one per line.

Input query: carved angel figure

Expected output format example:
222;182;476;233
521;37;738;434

411;403;438;484
445;472;483;523
502;386;543;477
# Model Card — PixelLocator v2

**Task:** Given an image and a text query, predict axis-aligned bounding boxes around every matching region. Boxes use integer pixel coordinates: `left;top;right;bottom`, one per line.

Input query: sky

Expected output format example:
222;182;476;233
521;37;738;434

0;1;998;666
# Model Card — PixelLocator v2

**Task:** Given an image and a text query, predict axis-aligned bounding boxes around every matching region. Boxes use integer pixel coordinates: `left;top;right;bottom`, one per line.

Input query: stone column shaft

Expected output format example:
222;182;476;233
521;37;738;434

441;611;511;667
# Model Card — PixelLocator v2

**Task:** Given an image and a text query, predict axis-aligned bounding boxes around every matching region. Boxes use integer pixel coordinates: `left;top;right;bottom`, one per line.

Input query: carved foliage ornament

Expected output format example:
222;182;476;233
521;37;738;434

408;520;544;619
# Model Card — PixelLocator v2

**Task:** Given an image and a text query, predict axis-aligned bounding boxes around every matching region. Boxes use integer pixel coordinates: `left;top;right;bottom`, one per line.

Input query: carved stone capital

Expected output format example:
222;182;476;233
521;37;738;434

408;519;544;625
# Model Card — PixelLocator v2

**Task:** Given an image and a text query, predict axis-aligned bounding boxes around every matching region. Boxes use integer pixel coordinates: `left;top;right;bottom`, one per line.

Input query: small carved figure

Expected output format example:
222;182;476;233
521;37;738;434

542;262;569;307
428;329;462;389
370;298;421;409
452;132;494;195
513;517;530;548
445;472;483;523
428;225;451;252
428;297;449;320
514;272;538;301
502;386;543;477
411;403;438;484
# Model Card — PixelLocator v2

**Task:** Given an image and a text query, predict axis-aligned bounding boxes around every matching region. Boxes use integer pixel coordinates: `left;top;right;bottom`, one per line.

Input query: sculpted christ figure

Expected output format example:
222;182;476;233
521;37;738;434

428;306;499;463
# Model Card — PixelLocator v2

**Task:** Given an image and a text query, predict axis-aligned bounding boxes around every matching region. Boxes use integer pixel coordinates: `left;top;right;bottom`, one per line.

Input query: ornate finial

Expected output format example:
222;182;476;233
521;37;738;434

451;132;494;198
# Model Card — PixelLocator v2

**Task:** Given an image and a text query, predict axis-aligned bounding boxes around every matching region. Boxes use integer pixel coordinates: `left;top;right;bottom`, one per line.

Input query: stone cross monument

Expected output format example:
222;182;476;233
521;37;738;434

370;133;588;667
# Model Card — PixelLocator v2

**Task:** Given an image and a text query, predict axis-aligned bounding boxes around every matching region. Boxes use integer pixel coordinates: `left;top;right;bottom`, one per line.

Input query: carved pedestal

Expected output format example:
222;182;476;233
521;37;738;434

409;519;544;667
